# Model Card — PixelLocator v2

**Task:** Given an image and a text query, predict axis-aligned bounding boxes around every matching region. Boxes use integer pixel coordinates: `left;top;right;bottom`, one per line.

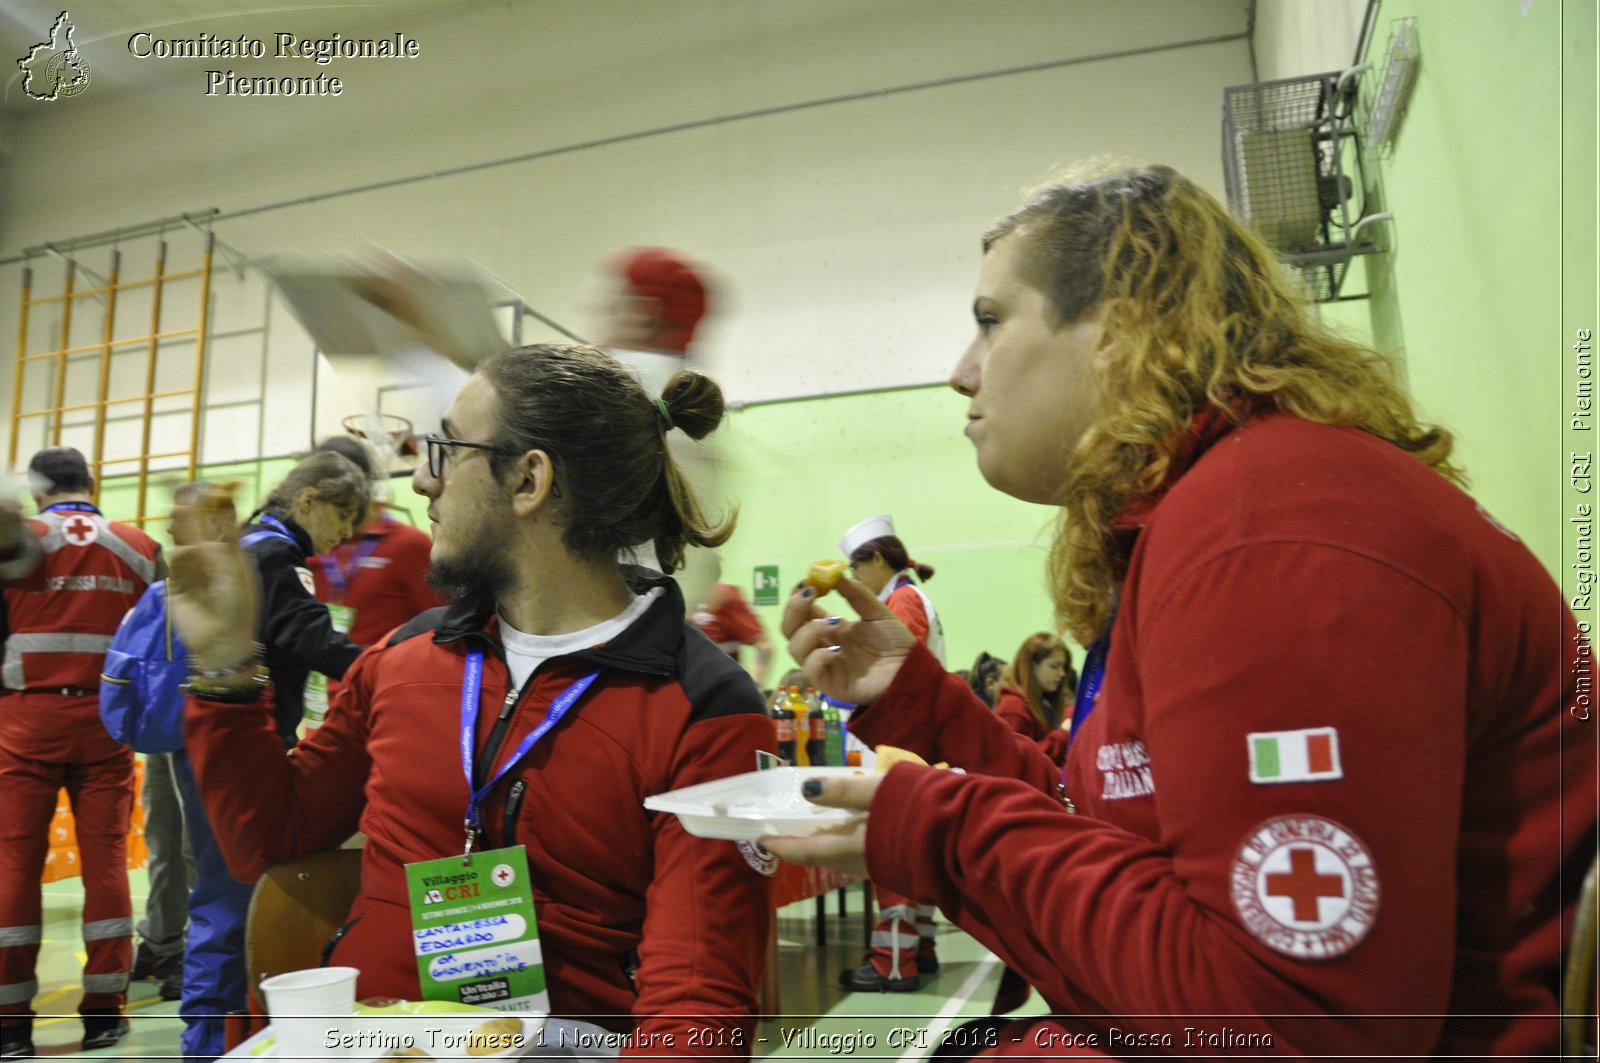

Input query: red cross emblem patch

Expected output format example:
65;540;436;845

60;514;98;546
1230;814;1379;960
490;863;515;888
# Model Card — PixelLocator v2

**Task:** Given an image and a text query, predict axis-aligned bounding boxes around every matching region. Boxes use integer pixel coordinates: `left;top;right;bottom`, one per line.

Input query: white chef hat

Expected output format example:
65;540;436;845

840;514;896;557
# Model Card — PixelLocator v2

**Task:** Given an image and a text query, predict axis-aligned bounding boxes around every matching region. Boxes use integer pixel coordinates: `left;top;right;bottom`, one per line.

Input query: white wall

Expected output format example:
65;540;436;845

0;0;1251;472
1253;0;1371;80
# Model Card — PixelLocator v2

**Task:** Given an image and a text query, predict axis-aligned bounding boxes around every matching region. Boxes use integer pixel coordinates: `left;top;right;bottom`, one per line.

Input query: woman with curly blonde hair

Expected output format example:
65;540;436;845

767;163;1591;1058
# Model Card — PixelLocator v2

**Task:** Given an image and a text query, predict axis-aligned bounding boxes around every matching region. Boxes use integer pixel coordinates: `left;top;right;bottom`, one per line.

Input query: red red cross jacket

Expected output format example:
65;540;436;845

691;582;764;657
185;573;776;1057
849;413;1594;1058
309;515;446;648
993;686;1069;767
1;504;162;691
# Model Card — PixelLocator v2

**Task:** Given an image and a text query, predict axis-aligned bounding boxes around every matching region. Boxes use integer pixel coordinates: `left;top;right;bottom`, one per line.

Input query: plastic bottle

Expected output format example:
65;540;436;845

772;688;797;765
820;694;844;767
786;686;811;765
804;687;828;766
839;703;865;767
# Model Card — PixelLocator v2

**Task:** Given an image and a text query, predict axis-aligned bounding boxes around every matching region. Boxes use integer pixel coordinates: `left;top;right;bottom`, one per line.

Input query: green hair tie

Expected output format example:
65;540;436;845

654;396;675;432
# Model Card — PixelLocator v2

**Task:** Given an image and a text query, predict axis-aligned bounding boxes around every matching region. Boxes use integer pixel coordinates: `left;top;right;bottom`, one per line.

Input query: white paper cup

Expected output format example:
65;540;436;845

259;965;359;1060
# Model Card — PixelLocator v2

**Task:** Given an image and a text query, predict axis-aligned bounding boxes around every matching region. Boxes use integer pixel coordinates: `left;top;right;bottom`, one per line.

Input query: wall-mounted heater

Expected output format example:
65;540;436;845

1222;68;1387;302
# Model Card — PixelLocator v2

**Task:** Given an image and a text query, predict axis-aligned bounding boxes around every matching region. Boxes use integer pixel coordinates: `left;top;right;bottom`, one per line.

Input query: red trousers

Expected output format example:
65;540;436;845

0;692;134;1019
871;886;937;979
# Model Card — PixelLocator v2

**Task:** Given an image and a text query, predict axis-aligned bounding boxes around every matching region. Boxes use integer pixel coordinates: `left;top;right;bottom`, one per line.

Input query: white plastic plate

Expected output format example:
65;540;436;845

644;767;870;840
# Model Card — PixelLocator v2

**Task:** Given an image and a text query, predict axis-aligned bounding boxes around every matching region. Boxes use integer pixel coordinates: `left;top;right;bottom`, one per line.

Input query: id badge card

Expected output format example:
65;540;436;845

303;673;329;727
304;604;357;728
404;846;549;1014
327;602;356;634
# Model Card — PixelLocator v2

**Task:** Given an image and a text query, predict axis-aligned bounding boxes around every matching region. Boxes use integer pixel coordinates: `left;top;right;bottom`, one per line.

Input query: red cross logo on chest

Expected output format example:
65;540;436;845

61;515;98;546
1265;846;1345;922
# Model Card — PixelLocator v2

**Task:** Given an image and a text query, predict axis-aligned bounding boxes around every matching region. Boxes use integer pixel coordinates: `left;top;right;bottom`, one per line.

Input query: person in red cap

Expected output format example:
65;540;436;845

609;247;711;358
606;248;724;613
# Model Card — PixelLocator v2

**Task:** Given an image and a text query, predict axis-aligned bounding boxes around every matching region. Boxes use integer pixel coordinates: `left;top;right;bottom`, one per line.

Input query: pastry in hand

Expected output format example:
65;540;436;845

804;559;847;596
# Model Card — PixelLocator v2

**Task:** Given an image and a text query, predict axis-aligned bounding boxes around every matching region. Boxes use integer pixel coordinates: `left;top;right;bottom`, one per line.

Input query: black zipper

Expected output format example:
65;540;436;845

475;684;523;788
501;779;528;845
322;914;363;967
469;678;525;848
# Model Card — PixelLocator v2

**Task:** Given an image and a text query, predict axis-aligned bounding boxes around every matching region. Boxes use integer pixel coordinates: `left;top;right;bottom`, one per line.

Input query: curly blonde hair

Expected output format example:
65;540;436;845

984;163;1461;644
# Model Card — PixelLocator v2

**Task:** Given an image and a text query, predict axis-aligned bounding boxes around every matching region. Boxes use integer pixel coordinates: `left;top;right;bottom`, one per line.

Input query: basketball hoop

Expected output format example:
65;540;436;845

341;412;418;460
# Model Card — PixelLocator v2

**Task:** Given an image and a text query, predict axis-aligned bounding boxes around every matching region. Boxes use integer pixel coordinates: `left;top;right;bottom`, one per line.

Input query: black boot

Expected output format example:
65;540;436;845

132;942;182;984
838;956;921;993
0;1018;33;1060
80;1010;129;1052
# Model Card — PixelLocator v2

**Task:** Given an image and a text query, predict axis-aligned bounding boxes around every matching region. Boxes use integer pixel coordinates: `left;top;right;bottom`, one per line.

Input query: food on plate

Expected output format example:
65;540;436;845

466;1015;523;1055
872;745;927;771
803;558;847;595
873;745;949;772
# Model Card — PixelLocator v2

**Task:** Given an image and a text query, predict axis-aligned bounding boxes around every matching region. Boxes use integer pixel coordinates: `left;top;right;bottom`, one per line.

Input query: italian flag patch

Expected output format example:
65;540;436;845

1247;727;1342;784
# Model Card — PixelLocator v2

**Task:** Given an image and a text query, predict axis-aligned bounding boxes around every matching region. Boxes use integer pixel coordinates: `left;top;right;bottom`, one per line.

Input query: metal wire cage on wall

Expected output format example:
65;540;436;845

1221;70;1385;303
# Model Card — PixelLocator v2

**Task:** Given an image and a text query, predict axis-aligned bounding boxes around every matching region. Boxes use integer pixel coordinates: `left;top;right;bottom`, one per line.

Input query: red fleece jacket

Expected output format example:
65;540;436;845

850;414;1593;1058
186;578;776;1058
994;685;1070;767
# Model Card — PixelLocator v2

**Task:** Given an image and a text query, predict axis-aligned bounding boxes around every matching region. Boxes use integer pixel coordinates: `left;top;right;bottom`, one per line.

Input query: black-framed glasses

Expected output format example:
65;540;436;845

422;433;561;497
423;433;501;480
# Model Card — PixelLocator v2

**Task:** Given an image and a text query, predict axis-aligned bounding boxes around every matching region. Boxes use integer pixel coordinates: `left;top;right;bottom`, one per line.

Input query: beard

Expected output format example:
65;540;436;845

426;513;520;606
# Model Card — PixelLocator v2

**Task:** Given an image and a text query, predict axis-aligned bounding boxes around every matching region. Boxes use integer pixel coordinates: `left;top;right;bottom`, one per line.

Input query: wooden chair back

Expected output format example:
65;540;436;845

244;848;364;1009
1563;853;1598;1060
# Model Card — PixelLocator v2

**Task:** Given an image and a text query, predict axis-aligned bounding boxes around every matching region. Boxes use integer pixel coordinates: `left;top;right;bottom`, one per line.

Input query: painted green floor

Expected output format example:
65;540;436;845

29;876;1039;1060
758;888;1045;1060
31;872;185;1061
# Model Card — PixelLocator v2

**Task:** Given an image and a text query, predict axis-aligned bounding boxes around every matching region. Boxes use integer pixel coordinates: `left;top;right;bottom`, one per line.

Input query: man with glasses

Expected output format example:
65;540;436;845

172;344;775;1055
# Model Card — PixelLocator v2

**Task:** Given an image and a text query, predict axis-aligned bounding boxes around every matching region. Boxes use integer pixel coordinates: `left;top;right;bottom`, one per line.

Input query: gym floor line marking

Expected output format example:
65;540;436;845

36;987;176;1027
897;951;1000;1063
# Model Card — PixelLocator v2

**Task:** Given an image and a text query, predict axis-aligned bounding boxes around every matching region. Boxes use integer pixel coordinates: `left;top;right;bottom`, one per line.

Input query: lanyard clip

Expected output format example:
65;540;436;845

462;818;479;865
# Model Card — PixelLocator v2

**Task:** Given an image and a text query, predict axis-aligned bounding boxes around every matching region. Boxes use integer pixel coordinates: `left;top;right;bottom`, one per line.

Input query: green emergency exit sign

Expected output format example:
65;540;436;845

752;565;780;606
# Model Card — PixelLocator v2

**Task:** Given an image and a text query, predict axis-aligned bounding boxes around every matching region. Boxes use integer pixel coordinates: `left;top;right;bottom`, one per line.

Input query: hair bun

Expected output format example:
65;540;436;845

659;369;726;441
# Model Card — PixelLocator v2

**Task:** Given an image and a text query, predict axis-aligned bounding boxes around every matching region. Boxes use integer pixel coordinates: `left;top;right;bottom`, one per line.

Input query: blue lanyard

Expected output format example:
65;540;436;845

1059;594;1119;807
1067;631;1110;750
1056;631;1109;810
43;502;99;514
459;649;600;857
254;514;298;545
322;527;382;602
1066;590;1119;750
